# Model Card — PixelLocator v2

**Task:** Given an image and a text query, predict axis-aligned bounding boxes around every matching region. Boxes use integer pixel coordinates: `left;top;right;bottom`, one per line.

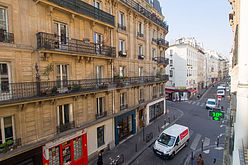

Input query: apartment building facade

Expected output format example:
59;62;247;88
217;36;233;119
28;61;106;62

228;0;248;165
0;0;169;164
165;37;205;101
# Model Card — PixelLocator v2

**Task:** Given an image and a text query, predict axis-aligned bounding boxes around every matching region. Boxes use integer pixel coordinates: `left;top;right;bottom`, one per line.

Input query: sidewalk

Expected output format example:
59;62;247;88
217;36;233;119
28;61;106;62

88;106;183;165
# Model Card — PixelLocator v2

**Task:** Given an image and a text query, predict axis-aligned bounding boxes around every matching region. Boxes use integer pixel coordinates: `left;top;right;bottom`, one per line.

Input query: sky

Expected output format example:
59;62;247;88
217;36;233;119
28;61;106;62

160;0;233;58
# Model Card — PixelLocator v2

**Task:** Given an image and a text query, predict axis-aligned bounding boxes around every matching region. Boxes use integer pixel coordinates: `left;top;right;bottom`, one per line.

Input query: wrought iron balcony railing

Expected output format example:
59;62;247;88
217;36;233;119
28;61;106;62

57;121;75;133
0;30;14;43
118;23;126;31
0;75;168;104
120;0;168;31
137;32;144;38
95;111;107;119
47;0;115;26
37;32;116;58
120;104;128;110
155;57;169;65
157;39;169;47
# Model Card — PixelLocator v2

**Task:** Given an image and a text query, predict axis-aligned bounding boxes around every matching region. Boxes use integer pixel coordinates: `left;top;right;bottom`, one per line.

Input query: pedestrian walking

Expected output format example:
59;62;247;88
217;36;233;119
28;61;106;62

196;154;204;165
97;151;103;165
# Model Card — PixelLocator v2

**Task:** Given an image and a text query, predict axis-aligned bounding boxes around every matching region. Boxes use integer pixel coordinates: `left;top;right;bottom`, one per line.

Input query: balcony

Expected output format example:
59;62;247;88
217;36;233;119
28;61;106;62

137;32;144;38
57;121;75;133
118;23;126;31
47;0;115;26
0;75;168;105
37;32;116;58
95;111;107;119
119;51;127;57
155;57;169;66
157;39;169;47
139;99;145;104
120;0;168;31
120;104;128;110
152;38;157;43
138;54;144;59
0;30;14;43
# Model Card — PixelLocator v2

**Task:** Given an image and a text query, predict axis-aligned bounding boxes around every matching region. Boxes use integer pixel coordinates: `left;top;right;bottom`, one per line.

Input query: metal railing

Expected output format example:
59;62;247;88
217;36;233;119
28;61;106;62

157;39;169;47
155;57;169;65
37;32;116;58
137;32;144;38
95;111;107;119
47;0;115;26
118;23;126;31
120;104;128;110
0;30;14;43
57;121;75;133
120;0;168;31
0;75;168;104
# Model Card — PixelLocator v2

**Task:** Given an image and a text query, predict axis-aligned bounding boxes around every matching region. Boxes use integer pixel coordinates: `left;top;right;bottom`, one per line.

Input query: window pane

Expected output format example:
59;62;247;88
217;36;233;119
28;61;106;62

64;104;70;124
0;63;9;92
0;121;2;144
97;126;104;147
96;98;99;114
59;105;63;125
0;8;6;30
99;98;103;113
4;116;13;141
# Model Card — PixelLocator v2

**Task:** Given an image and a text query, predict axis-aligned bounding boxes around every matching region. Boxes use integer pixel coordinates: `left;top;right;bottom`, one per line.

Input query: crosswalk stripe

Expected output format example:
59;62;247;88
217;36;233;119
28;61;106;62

200;103;205;107
196;102;200;106
190;134;201;150
203;137;210;147
192;102;196;105
188;101;192;104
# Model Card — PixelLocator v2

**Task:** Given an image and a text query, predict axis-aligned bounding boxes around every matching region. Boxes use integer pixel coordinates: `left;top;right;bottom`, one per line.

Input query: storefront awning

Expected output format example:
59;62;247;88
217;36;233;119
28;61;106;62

165;89;175;94
188;89;197;93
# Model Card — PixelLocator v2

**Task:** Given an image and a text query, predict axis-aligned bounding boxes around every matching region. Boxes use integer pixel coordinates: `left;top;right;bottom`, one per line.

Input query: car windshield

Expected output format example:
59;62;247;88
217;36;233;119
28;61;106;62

157;133;176;147
207;101;216;105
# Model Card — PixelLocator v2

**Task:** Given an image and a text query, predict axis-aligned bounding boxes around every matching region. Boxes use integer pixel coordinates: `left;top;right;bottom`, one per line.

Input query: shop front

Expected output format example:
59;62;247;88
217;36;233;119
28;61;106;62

42;130;88;165
114;110;136;145
148;100;165;123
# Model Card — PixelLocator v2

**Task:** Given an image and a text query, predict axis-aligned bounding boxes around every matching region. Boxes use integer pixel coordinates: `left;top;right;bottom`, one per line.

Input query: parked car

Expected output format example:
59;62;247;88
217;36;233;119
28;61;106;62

206;98;217;110
217;90;225;97
153;124;189;159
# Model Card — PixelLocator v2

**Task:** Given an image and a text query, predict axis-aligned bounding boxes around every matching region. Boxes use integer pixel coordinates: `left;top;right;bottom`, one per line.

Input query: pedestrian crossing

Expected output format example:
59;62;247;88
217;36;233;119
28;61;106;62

171;100;206;108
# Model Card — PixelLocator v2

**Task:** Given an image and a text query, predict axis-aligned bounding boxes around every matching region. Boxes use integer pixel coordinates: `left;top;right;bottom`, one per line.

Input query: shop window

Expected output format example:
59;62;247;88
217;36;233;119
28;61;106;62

96;97;104;115
73;136;82;160
118;115;133;141
97;125;104;147
0;116;14;144
0;63;10;93
49;146;60;165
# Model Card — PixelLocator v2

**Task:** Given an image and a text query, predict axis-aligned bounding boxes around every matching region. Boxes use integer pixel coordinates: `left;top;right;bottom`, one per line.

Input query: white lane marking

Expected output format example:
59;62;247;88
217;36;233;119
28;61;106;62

200;103;205;107
203;137;210;147
203;150;210;154
188;101;192;104
215;147;224;150
192;102;196;105
196;102;200;106
190;134;201;151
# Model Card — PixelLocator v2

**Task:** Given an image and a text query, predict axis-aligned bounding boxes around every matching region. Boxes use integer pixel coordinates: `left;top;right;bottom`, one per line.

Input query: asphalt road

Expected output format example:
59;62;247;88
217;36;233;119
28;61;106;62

132;84;230;165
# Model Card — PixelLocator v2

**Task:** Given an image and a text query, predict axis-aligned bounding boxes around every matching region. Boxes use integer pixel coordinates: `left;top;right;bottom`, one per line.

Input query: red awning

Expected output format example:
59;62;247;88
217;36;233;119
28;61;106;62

165;90;175;94
188;89;197;93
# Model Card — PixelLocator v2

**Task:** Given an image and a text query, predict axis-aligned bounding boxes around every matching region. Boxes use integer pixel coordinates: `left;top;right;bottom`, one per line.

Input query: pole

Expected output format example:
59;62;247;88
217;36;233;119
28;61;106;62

201;139;204;152
217;136;219;147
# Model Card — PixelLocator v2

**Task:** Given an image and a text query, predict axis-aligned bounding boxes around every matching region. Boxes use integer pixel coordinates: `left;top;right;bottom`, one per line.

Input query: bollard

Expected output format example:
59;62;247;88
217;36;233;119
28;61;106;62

213;158;216;164
191;152;194;165
201;139;204;152
217;136;219;147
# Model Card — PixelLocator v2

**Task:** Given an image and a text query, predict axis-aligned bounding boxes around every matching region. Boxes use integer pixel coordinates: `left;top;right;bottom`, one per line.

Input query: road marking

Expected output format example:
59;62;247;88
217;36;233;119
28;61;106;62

215;147;224;150
190;134;201;150
192;101;196;105
196;102;200;106
188;101;192;104
203;150;210;154
203;137;210;147
200;103;205;107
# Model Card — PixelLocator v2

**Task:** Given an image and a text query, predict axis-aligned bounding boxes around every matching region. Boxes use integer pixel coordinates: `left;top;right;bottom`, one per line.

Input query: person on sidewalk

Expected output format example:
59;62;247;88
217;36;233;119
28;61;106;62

196;154;204;165
97;151;103;165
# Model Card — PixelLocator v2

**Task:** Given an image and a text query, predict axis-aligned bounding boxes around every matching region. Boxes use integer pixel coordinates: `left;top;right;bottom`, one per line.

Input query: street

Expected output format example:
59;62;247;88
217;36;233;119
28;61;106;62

132;84;229;165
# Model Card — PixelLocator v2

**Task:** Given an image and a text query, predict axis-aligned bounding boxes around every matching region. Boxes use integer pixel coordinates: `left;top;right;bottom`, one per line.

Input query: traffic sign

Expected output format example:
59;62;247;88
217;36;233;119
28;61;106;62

218;95;222;98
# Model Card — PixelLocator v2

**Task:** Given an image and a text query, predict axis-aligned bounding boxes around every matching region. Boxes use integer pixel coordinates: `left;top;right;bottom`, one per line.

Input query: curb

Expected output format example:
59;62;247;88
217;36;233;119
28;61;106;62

126;106;184;165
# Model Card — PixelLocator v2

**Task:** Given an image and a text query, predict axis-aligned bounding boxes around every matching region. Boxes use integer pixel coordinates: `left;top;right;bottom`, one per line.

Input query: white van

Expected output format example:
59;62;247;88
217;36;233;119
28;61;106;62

206;98;216;110
153;124;190;159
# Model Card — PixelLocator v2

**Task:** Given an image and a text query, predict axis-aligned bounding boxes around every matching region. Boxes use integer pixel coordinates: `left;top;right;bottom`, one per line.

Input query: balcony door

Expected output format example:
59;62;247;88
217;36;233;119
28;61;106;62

53;21;68;49
56;64;69;92
0;63;12;101
57;104;73;130
94;33;103;55
96;66;103;84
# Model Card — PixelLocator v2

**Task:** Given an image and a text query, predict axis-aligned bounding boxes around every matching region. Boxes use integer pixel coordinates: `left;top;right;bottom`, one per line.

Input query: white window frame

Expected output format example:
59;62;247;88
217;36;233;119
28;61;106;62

57;104;73;126
0;116;15;144
119;66;125;77
119;40;126;53
0;62;11;94
96;97;104;114
138;22;143;34
152;49;156;59
0;7;8;32
139;67;143;77
138;45;143;56
93;0;102;9
119;12;125;26
120;93;126;106
56;64;69;90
